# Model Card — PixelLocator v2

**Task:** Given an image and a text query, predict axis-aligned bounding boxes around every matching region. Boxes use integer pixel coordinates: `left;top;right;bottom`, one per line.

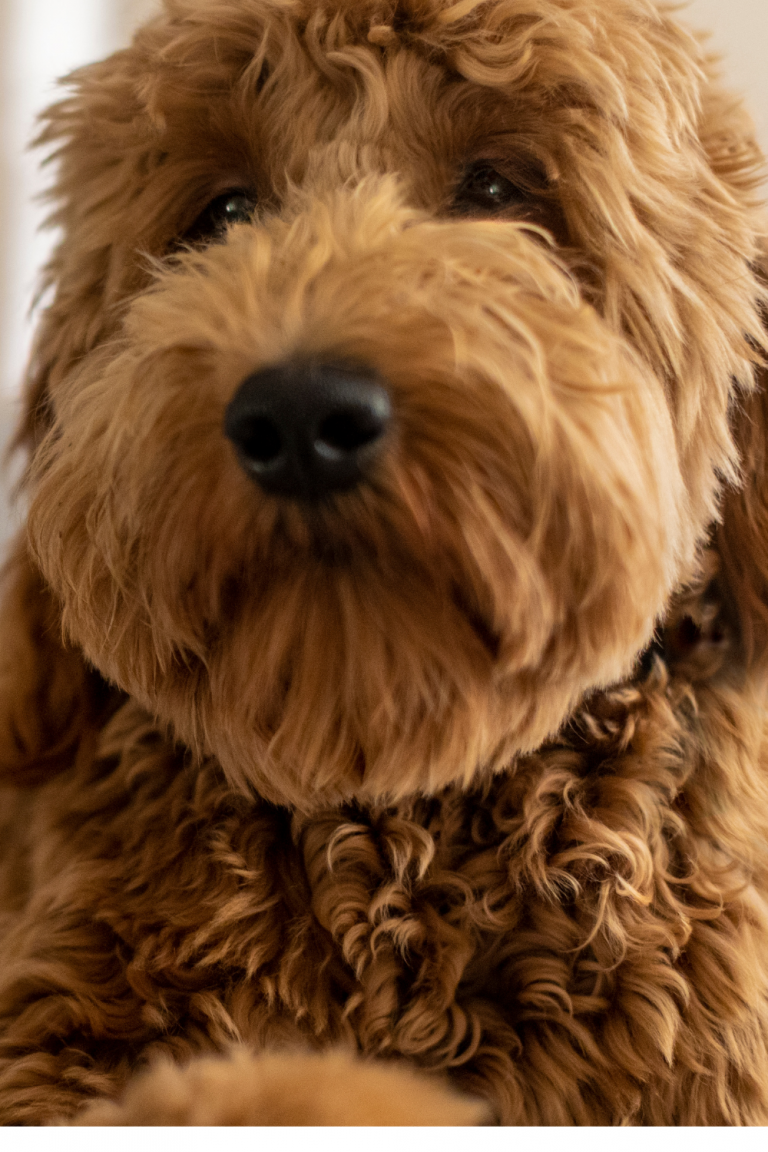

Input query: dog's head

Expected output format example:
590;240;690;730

5;0;767;808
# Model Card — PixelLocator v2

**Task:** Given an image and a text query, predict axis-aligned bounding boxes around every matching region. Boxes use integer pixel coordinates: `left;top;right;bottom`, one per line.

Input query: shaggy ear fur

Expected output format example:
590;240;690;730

0;46;137;783
0;537;115;785
0;39;137;785
692;75;768;673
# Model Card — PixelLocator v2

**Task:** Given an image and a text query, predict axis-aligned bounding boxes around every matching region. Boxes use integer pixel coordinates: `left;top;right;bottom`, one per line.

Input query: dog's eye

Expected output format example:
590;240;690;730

453;163;528;214
184;189;258;244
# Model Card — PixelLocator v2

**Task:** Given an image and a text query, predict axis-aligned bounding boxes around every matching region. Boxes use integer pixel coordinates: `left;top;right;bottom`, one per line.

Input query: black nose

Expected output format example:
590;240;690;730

224;361;392;500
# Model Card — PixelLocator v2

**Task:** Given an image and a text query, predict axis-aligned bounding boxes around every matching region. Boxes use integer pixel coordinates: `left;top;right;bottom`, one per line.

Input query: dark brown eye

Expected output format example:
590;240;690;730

453;163;527;214
184;189;257;244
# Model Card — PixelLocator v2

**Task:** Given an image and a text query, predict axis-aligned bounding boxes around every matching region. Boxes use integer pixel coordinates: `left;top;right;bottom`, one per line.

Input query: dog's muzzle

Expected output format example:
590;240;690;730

224;360;392;500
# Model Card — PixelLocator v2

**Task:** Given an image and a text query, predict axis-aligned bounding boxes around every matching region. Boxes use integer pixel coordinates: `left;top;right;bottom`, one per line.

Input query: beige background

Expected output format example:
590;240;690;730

2;0;768;554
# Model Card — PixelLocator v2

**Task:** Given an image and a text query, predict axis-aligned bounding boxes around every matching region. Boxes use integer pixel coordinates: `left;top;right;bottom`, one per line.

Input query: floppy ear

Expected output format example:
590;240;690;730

0;170;112;785
0;68;127;783
0;153;124;784
0;45;152;784
715;359;768;670
682;71;768;674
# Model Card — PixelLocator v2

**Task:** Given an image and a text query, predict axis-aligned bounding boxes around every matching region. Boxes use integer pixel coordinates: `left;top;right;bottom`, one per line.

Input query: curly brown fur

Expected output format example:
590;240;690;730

2;0;768;1125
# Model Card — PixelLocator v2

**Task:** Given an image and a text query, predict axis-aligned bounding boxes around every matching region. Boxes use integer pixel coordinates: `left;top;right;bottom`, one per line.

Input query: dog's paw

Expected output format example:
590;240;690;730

71;1048;491;1125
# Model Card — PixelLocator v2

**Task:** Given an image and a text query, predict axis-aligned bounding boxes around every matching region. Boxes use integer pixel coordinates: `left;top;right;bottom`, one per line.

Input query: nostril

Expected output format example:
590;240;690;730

236;415;284;468
316;403;389;459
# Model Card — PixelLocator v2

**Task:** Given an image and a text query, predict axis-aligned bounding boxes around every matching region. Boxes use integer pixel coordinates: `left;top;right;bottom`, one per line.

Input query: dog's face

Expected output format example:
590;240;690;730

25;0;765;808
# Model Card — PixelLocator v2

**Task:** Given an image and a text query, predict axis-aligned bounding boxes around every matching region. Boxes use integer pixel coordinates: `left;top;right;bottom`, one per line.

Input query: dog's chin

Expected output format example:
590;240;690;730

132;638;650;813
95;543;662;812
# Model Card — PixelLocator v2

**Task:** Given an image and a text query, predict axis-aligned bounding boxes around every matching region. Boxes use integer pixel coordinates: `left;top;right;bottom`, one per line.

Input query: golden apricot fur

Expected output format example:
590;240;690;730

2;0;768;1124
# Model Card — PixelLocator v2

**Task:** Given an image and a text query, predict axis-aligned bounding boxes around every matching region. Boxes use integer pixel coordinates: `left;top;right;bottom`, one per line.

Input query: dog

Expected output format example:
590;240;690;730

1;0;768;1125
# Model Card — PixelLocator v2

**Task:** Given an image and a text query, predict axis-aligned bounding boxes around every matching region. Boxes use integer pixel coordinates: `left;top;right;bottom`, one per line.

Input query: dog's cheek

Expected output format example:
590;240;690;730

27;347;242;680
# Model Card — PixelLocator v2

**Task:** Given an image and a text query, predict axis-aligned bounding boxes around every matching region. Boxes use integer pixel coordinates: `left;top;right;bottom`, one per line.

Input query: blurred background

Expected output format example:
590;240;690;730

1;0;767;559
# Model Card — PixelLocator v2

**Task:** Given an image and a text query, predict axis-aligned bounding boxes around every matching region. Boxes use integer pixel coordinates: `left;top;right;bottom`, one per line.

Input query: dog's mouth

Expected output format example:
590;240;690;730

245;494;505;663
262;518;504;660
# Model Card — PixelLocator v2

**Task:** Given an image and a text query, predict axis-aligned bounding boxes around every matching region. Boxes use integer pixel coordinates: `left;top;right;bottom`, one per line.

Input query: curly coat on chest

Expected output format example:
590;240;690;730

2;0;768;1125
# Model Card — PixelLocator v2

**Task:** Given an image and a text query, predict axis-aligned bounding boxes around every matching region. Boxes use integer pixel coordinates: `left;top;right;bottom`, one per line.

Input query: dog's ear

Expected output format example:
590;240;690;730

0;70;122;782
17;59;145;452
0;536;115;785
684;73;768;673
0;43;155;782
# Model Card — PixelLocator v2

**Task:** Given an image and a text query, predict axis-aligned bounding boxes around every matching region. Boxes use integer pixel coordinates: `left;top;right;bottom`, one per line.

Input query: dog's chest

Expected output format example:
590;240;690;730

15;670;713;1068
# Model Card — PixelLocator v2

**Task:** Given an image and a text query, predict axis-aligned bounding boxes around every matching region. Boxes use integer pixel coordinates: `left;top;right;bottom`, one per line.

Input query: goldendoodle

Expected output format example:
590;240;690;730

1;0;768;1125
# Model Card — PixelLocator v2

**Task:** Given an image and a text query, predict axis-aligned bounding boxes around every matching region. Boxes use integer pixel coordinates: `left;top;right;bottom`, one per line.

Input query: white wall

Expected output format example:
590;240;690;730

686;0;768;151
0;0;152;400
